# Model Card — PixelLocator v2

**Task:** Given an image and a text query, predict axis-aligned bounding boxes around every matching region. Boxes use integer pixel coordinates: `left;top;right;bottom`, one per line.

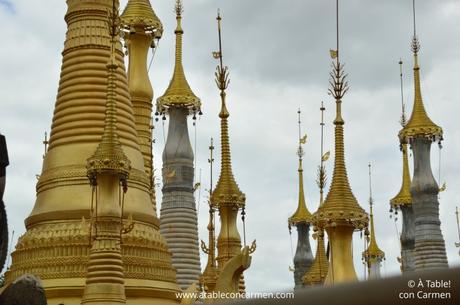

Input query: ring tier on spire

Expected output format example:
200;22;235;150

157;0;201;113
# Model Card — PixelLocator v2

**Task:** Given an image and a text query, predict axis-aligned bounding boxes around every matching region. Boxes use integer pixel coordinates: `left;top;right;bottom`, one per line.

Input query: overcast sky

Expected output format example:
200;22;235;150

1;0;459;294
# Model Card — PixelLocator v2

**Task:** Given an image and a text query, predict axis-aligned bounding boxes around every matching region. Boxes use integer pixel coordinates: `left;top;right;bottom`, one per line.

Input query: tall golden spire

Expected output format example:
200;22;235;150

391;60;412;209
210;11;245;210
363;164;385;266
209;12;251;295
288;109;312;226
87;5;130;180
314;0;367;284
200;138;218;292
399;0;442;143
157;0;201;114
303;103;329;286
315;4;366;228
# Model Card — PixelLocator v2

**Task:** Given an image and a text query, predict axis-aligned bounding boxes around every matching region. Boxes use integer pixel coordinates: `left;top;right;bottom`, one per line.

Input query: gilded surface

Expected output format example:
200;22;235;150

399;44;443;142
6;1;180;303
390;144;412;207
313;51;368;284
157;1;201;112
288;158;313;225
302;229;328;286
120;0;163;30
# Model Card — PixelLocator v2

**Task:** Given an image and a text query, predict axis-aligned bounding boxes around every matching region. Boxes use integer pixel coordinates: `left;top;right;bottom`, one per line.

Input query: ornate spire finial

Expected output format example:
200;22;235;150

399;60;407;127
175;0;183;17
316;102;328;206
214;9;230;120
411;0;420;55
210;11;244;209
368;163;373;208
328;0;349;126
201;138;218;281
156;0;201;114
456;207;460;253
289;109;312;226
399;0;442;143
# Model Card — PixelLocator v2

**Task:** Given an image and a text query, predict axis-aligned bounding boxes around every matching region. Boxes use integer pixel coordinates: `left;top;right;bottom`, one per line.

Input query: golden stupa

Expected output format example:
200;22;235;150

5;1;180;304
313;0;368;285
200;12;255;299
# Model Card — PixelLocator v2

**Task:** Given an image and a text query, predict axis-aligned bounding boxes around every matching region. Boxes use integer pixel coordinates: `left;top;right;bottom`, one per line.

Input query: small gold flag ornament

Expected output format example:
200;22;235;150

439;182;446;192
322;151;331;162
300;134;307;144
329;49;338;59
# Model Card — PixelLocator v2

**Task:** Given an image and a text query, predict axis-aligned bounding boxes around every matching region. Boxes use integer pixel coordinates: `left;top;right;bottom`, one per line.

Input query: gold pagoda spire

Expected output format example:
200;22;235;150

316;6;366;227
399;0;442;143
390;143;412;207
200;138;218;292
314;0;367;284
87;4;131;180
210;11;245;209
303;103;329;286
363;164;385;263
288;109;312;225
391;60;412;208
209;12;253;296
157;0;201;113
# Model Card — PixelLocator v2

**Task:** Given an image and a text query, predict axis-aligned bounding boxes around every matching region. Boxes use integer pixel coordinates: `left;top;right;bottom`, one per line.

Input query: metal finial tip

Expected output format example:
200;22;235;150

217;8;221;20
175;0;183;16
411;35;420;54
399;59;403;65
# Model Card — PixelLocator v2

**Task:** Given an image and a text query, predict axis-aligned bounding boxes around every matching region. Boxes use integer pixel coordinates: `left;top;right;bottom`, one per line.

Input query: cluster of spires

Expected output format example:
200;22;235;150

4;0;254;303
287;0;448;289
0;0;454;302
